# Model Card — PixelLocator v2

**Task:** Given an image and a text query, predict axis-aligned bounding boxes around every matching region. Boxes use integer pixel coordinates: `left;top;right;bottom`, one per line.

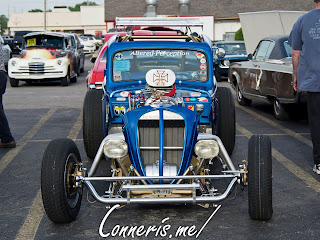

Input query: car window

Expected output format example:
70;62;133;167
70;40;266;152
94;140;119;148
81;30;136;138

216;43;246;55
24;35;63;49
100;48;107;62
283;41;292;57
112;49;208;82
253;40;275;61
70;36;76;49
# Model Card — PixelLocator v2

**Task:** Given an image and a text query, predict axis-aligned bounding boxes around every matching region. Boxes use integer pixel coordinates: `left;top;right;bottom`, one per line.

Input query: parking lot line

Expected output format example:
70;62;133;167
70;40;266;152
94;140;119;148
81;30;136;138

236;123;320;193
236;104;313;147
0;108;57;176
15;110;83;240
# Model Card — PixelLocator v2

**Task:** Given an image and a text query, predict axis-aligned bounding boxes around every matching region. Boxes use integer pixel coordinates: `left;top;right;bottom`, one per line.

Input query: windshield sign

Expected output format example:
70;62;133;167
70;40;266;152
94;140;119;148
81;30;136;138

112;49;208;82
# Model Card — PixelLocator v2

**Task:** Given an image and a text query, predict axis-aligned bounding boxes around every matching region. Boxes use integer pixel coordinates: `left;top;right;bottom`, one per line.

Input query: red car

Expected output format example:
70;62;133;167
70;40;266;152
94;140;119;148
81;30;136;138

86;27;179;90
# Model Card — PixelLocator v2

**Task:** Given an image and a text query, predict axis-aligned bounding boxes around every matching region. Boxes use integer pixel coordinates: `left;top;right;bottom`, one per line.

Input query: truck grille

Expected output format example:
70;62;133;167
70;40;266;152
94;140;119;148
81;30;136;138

28;62;45;74
138;119;185;167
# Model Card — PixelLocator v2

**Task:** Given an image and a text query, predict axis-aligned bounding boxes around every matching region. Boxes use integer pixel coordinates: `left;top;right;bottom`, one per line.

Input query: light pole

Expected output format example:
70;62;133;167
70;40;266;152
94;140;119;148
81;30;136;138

44;0;46;30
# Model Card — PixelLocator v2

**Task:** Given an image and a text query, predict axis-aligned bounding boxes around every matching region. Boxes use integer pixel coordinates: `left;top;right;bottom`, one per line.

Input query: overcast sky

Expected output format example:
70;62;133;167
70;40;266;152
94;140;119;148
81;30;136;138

0;0;105;18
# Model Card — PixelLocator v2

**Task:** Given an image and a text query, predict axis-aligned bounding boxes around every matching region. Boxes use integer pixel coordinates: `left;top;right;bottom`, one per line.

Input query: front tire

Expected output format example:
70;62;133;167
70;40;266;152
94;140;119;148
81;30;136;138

41;138;83;223
248;135;273;220
236;84;252;106
273;98;289;121
215;87;236;155
61;71;70;86
9;77;19;87
83;89;104;159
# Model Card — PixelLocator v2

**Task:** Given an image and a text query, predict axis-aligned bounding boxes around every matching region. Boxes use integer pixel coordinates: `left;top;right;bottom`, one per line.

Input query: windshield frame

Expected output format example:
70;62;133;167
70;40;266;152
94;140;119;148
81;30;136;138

111;47;209;83
23;35;64;49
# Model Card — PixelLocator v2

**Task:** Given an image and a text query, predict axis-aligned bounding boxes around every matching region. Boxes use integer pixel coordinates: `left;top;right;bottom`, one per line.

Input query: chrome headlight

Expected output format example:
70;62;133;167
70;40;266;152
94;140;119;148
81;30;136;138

222;60;230;67
11;60;16;66
103;140;128;158
194;140;219;159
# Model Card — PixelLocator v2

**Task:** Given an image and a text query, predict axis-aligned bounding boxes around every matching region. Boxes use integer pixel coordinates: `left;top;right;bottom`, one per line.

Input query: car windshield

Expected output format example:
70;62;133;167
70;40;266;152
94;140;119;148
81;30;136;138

112;49;208;82
216;43;246;55
24;35;64;49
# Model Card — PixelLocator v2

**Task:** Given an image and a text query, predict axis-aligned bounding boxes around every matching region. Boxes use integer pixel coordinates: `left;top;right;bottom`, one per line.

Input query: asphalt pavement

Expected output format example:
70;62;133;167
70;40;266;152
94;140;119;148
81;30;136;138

0;58;320;240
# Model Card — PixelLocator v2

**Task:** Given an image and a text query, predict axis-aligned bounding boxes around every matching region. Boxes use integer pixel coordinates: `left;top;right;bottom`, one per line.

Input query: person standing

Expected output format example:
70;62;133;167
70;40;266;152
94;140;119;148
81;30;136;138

288;0;320;174
0;44;16;148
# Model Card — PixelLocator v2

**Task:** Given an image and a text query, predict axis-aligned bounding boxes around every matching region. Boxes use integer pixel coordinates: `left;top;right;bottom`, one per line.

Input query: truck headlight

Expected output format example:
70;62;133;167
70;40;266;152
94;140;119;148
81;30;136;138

11;60;16;66
194;140;219;159
103;140;128;158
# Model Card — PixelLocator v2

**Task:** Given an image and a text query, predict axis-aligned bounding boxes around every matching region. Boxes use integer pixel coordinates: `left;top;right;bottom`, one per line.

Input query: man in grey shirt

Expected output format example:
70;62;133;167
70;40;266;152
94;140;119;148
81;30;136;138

288;0;320;174
0;44;15;148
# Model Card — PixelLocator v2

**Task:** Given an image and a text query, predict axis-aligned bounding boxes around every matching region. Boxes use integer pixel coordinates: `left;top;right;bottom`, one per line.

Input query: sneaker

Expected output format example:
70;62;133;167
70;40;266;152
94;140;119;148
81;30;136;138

313;164;320;175
0;141;16;148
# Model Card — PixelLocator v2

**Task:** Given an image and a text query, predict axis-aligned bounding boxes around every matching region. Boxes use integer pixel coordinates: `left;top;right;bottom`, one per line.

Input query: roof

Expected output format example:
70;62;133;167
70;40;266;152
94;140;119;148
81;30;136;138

24;31;66;38
105;0;315;21
260;35;289;59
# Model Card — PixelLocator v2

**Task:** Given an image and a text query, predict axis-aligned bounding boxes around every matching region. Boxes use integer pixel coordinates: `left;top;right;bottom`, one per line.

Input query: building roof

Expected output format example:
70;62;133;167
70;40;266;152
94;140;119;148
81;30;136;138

105;0;315;21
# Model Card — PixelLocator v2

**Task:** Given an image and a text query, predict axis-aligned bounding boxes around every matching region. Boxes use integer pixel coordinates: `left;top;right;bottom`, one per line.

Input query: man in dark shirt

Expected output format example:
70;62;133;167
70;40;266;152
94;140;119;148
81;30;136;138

0;44;15;148
288;0;320;174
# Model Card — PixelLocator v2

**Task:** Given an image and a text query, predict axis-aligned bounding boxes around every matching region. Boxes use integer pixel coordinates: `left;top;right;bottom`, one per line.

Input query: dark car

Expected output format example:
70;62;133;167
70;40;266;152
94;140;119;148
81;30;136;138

68;33;85;76
12;31;34;55
228;35;305;120
213;41;247;82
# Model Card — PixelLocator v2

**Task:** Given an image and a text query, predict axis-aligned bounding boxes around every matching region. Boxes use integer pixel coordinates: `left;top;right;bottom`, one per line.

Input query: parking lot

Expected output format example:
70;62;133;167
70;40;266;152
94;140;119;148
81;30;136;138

1;57;320;240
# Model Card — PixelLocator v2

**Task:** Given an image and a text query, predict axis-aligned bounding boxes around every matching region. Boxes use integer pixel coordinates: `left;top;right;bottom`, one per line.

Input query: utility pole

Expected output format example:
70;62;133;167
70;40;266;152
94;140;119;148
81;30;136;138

87;0;89;6
44;0;46;30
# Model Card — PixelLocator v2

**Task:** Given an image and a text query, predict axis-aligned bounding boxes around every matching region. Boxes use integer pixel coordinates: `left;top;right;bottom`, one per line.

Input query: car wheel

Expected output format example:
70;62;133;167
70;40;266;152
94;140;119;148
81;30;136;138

215;87;235;155
236;84;252;106
215;70;222;82
77;61;81;76
248;135;273;220
9;77;19;87
61;71;70;86
80;58;85;73
83;89;104;159
273;98;289;121
41;138;83;223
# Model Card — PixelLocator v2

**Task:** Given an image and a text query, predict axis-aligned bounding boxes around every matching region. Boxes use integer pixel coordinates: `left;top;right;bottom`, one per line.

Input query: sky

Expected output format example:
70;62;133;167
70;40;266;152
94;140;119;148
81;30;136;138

0;0;105;18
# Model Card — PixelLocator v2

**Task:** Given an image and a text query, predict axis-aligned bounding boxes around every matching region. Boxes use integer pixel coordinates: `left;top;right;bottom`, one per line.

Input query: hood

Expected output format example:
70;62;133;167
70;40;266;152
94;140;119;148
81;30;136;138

20;48;68;60
122;104;199;183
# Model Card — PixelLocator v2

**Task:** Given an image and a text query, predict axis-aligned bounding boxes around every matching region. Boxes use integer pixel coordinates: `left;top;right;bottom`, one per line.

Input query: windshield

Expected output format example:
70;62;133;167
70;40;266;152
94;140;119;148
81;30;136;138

216;43;246;55
112;49;208;82
283;41;292;57
24;35;64;49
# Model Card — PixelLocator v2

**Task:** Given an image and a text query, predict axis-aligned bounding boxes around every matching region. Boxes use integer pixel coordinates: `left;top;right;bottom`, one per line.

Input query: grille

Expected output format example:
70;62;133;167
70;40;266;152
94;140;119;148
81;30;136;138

28;62;45;74
138;119;185;167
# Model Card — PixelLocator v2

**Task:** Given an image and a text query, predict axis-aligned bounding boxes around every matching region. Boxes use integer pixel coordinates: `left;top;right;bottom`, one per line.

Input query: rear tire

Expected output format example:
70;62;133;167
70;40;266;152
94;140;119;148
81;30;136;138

83;89;104;159
248;135;273;220
9;77;19;87
41;138;83;223
215;87;236;155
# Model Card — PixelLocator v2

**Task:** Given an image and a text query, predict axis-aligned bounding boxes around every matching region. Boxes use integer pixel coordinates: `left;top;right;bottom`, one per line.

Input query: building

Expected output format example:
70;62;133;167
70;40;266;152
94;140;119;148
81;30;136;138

8;5;106;35
104;0;315;40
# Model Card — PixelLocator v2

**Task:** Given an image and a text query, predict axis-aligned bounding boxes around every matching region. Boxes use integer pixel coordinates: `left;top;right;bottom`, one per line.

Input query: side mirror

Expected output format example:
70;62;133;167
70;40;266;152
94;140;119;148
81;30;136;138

90;56;97;63
216;48;226;59
247;54;253;60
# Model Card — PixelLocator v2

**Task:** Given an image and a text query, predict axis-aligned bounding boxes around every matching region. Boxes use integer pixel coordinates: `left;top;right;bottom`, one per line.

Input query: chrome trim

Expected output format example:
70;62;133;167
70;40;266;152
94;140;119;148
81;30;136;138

122;183;200;191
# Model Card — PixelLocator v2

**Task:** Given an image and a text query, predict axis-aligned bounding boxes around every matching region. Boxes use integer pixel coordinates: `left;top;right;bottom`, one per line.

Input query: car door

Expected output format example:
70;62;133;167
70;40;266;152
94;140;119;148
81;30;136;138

75;35;85;71
244;40;275;96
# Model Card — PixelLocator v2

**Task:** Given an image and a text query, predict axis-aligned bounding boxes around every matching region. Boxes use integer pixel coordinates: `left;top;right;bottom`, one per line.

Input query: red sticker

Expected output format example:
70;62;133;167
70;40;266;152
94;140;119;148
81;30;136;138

187;105;194;111
184;97;191;102
197;53;203;59
200;64;207;70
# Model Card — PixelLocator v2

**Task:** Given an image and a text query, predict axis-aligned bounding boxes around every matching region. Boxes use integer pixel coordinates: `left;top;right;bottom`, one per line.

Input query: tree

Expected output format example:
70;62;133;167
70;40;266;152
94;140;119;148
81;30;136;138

29;9;43;12
68;1;97;11
235;28;244;41
0;15;8;35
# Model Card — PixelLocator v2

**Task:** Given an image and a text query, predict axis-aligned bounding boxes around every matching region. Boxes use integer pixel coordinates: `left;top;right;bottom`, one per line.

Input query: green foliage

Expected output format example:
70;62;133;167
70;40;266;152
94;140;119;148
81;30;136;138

0;15;9;35
29;9;43;12
235;28;244;41
68;1;97;11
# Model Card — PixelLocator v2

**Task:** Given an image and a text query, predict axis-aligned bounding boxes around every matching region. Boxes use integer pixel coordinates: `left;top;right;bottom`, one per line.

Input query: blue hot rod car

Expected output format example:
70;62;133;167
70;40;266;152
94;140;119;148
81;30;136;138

41;17;273;223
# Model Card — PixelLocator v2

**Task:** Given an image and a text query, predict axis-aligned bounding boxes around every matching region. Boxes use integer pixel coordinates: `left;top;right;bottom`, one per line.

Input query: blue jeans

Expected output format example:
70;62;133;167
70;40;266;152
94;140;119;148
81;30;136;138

0;71;14;143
